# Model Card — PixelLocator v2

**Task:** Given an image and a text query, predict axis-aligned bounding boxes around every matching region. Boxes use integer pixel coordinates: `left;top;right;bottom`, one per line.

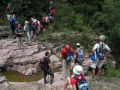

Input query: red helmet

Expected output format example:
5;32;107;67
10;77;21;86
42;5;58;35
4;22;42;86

65;44;70;49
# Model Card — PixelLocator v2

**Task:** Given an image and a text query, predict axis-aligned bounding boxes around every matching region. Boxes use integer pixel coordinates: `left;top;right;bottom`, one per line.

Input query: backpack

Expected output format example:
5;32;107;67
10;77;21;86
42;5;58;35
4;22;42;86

65;48;73;62
96;43;106;60
10;17;16;28
42;16;48;23
74;76;88;90
39;57;49;71
48;15;54;23
76;50;84;62
33;21;39;28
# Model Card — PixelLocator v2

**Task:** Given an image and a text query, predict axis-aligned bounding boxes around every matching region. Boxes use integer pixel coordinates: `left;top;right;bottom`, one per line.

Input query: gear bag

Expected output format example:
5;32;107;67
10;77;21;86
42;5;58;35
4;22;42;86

65;48;73;62
76;50;84;62
96;43;106;60
74;76;88;90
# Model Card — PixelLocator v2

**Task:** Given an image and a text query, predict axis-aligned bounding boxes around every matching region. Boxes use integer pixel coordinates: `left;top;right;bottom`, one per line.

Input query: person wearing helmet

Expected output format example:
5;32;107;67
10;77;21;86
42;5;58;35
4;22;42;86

64;65;88;90
91;35;111;77
61;44;75;80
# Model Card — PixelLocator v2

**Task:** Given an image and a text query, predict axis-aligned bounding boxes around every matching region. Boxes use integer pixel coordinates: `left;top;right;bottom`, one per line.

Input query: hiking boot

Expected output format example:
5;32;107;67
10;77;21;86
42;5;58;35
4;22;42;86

44;81;48;84
50;78;54;84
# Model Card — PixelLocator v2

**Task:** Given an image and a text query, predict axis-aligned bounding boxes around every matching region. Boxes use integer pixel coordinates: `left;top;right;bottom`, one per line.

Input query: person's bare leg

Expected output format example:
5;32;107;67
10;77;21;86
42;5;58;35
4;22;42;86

98;68;102;76
92;68;96;75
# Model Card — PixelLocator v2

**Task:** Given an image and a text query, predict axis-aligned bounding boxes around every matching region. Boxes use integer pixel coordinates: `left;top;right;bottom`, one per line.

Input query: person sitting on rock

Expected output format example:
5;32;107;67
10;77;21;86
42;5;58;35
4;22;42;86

39;51;54;84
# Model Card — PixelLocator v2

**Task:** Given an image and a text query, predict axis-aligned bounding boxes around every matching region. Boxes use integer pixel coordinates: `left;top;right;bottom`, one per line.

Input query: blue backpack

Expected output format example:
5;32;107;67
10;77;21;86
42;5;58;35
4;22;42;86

76;50;84;61
65;48;73;62
74;76;88;90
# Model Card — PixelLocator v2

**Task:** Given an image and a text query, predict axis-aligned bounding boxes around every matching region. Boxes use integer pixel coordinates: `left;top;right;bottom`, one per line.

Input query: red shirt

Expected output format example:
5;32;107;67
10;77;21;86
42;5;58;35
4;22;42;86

69;75;81;85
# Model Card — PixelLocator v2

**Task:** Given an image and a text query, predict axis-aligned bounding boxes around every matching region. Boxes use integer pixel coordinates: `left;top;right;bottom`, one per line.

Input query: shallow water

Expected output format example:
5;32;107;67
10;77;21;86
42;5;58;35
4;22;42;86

1;68;61;82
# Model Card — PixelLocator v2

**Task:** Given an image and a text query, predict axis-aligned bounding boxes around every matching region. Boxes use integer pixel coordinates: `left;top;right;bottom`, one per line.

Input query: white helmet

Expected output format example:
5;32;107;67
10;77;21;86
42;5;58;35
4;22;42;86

73;65;83;75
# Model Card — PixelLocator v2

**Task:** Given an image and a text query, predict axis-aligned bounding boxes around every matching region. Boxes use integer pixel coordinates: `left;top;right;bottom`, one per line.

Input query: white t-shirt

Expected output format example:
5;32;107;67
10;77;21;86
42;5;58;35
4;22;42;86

93;42;110;52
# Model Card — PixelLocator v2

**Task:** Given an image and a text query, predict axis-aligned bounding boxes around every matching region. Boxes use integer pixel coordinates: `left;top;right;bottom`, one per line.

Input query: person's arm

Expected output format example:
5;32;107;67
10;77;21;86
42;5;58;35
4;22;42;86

92;44;98;52
48;58;52;69
83;50;86;61
64;78;77;90
64;79;69;90
105;44;111;54
15;28;18;34
72;85;77;90
37;21;40;30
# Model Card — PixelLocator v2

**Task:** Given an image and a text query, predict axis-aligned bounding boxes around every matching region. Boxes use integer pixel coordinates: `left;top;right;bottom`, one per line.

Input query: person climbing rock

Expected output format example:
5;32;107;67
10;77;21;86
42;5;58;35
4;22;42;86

15;23;24;49
39;51;54;84
61;44;75;80
91;35;111;77
64;65;88;90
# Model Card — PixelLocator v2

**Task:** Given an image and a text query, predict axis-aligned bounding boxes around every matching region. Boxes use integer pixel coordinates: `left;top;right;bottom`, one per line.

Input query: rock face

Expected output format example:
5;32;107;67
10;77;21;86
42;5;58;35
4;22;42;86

0;76;10;90
0;39;61;75
7;82;41;90
0;26;10;39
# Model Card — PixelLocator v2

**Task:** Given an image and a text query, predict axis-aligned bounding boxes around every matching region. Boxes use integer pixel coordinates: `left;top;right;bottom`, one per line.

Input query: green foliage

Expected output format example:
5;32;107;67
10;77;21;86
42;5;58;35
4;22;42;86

104;61;120;77
1;0;120;68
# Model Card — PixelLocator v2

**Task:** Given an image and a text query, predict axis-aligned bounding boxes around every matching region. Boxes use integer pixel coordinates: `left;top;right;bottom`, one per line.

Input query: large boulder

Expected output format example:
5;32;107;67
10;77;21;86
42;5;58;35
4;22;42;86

0;76;10;90
0;39;62;75
7;82;41;90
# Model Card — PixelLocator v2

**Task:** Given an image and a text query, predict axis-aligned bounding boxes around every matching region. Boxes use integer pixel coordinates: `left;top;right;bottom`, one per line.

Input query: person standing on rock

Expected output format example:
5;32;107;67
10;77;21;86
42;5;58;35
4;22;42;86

64;65;88;90
75;43;85;66
10;13;17;38
91;35;111;77
61;44;75;80
6;3;13;21
24;20;32;45
29;17;40;41
15;23;24;49
40;51;54;84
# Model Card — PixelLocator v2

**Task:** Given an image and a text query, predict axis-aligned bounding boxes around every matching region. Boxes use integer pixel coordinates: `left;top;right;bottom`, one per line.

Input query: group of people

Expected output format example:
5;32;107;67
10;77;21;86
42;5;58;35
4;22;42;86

39;34;111;90
6;2;111;90
6;1;55;49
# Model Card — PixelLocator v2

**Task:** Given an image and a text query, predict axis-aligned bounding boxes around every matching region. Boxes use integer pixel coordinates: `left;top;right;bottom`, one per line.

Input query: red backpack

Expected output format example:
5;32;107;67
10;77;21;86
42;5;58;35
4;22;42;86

33;21;39;28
